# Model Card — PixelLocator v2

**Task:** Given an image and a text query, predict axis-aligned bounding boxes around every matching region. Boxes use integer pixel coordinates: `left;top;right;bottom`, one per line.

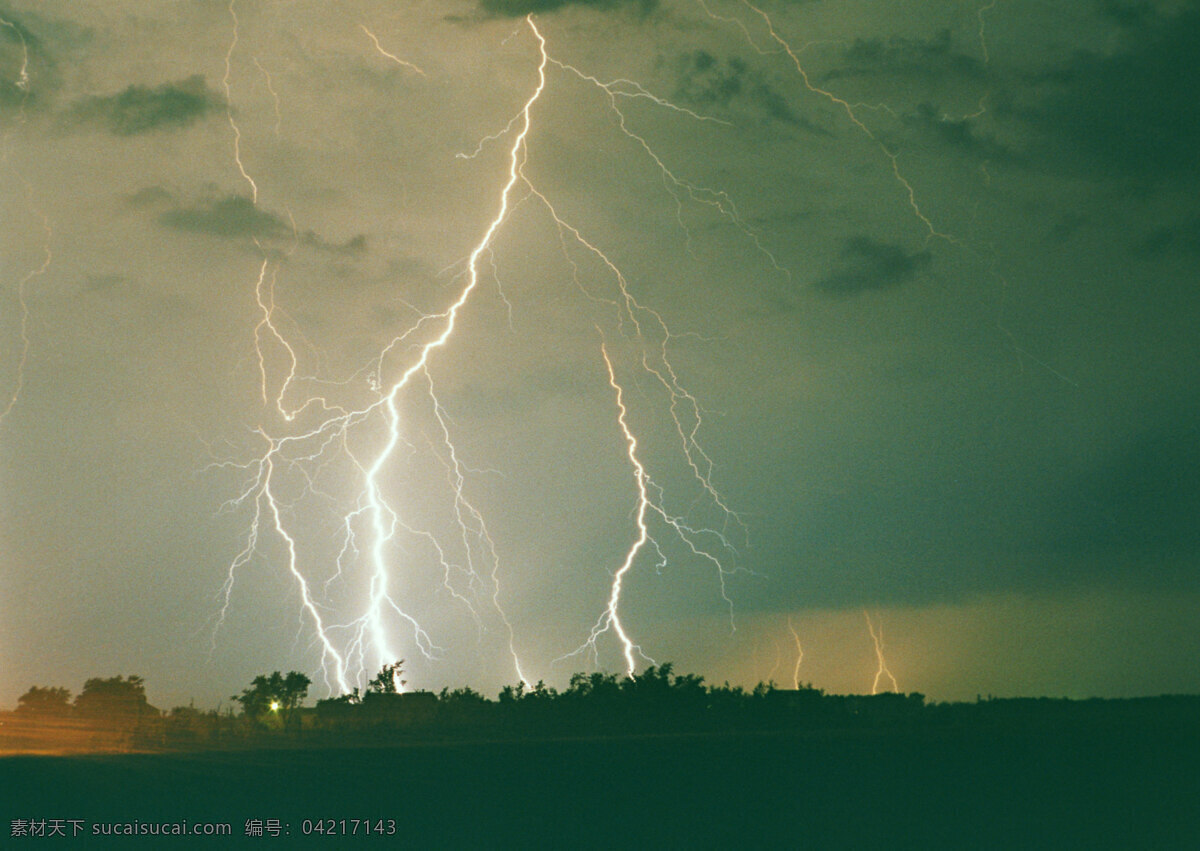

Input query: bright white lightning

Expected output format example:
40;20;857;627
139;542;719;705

214;12;749;695
577;341;655;678
338;15;550;689
519;190;745;628
212;430;351;694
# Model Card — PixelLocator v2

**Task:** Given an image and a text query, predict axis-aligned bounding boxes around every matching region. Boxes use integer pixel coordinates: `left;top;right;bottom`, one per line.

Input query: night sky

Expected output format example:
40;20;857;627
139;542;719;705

1;0;1197;710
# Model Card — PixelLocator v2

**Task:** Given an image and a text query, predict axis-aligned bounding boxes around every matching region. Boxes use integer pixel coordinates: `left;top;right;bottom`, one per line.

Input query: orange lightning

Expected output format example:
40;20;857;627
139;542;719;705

865;611;899;694
787;616;803;689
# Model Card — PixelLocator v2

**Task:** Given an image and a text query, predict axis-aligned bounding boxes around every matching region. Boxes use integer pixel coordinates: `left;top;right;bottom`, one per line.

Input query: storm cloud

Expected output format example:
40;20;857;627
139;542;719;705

1;0;1197;708
478;0;657;17
69;75;221;135
675;49;829;134
158;195;288;241
813;237;932;296
1030;6;1200;180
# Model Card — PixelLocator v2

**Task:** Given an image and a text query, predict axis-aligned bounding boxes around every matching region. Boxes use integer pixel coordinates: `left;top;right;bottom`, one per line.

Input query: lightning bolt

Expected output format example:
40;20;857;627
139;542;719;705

360;24;427;77
698;0;952;243
223;0;258;204
1;18;49;427
571;340;656;678
977;0;997;66
0;15;30;103
212;13;749;695
787;616;803;690
865;610;899;694
0;185;50;426
337;15;550;688
252;56;283;137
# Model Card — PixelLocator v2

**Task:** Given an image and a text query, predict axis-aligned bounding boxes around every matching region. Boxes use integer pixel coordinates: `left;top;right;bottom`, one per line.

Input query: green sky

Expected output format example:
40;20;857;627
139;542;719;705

1;0;1197;708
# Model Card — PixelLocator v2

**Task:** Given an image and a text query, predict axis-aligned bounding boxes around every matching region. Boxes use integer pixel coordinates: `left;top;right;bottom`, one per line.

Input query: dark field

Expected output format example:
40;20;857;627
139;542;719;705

4;720;1199;848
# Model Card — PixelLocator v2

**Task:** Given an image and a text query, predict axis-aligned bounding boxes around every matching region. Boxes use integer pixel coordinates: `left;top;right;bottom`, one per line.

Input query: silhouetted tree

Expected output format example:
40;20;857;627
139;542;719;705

234;671;311;730
367;661;406;694
16;686;71;716
438;686;487;705
321;687;361;706
498;681;526;703
564;671;621;701
74;676;152;722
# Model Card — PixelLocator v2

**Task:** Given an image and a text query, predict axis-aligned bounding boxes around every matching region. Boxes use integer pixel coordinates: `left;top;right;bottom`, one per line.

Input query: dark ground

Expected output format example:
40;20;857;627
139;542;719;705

3;721;1199;848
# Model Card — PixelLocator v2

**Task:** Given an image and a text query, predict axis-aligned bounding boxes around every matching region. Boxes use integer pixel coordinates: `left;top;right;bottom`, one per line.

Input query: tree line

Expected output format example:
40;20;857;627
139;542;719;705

6;663;1198;752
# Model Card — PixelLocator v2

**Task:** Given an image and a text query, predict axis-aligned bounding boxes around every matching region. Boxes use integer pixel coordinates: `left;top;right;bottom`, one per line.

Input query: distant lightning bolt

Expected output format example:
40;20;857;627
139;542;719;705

787;616;803;689
765;636;782;684
253;56;283;136
700;0;952;243
865;611;899;694
360;24;426;77
521;192;745;628
548;56;786;274
0;17;46;426
0;183;51;426
223;0;258;204
425;370;531;687
0;15;30;104
211;430;351;693
977;0;997;66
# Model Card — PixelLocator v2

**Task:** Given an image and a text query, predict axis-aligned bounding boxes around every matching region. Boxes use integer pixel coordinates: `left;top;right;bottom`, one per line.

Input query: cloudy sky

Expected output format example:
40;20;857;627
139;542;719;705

1;0;1197;709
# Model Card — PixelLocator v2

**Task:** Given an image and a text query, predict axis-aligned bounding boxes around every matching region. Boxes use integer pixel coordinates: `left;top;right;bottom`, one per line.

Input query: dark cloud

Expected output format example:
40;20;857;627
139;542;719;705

1130;217;1200;260
827;30;985;83
903;102;1015;162
478;0;657;16
813;236;931;296
0;15;31;111
125;186;174;208
1029;8;1200;180
159;195;288;241
69;75;221;135
158;193;367;254
675;50;830;135
301;231;368;255
1098;0;1156;30
1044;419;1200;564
